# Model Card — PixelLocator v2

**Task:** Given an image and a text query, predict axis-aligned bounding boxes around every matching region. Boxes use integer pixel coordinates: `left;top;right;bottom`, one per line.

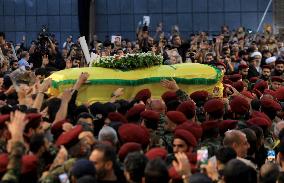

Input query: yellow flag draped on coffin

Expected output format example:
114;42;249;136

48;63;223;104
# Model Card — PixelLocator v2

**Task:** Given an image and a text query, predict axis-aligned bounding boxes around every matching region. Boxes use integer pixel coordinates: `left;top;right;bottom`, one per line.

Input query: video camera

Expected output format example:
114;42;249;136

36;25;51;55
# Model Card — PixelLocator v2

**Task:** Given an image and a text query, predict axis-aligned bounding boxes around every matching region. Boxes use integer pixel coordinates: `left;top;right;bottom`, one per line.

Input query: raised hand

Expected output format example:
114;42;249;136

160;78;179;92
172;152;191;179
112;88;124;98
38;78;52;93
61;89;73;103
7;111;28;141
42;55;49;67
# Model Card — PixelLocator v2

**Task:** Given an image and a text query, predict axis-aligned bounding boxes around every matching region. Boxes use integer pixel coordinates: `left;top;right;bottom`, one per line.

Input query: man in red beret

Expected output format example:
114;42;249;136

176;100;196;122
173;129;197;154
215;61;227;73
260;98;282;122
134;88;151;104
270;76;284;91
126;104;145;123
141;110;163;148
230;96;250;129
145;99;168;148
161;111;187;153
199;120;222;157
204;99;225;121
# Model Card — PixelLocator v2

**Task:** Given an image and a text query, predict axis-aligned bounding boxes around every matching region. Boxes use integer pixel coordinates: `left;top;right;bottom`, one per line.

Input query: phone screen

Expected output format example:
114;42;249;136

58;173;70;183
197;147;208;165
267;150;275;162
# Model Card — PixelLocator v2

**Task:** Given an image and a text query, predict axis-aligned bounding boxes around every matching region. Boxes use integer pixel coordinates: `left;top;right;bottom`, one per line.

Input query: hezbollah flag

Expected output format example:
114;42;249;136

48;63;223;104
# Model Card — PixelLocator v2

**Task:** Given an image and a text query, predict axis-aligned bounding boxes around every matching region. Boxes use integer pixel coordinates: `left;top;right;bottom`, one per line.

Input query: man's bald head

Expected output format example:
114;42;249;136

223;130;250;158
146;99;166;114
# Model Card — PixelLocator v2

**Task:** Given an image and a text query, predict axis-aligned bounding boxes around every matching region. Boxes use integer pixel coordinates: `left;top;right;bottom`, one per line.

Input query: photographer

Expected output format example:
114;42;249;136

29;27;57;69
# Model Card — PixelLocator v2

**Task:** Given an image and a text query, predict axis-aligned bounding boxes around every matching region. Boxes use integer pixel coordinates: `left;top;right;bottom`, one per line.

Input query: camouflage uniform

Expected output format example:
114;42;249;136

237;119;248;130
2;141;26;183
161;131;174;154
176;89;190;102
157;113;166;137
39;158;77;183
148;129;163;149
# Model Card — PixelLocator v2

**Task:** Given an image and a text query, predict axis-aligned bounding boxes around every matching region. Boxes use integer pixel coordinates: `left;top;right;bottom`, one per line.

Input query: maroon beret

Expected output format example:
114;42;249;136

51;120;69;137
238;64;249;70
174;129;197;147
190;90;209;103
247;117;270;127
201;120;219;133
229;74;242;82
145;147;168;160
215;61;226;68
230;96;250;115
108;112;128;123
254;80;268;93
176;100;196;119
55;125;83;147
166;111;187;125
0;114;10;126
223;79;234;86
118;123;150;147
271;76;284;83
21;155;38;174
126;104;145;122
26;113;42;121
134;89;151;104
204;99;224;114
175;122;203;140
161;91;177;103
241;90;255;99
140;110;160;123
260;98;282;111
118;142;142;161
263;89;276;98
219;120;238;134
252;88;262;98
249;77;259;83
275;87;284;100
250;111;272;125
0;153;8;173
232;81;245;92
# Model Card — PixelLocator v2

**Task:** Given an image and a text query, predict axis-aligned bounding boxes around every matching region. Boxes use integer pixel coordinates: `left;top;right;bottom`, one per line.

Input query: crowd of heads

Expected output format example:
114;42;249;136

0;23;284;183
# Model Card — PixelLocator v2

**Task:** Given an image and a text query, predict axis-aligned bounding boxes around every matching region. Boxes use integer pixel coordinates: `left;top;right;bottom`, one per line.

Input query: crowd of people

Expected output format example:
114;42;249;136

0;22;284;183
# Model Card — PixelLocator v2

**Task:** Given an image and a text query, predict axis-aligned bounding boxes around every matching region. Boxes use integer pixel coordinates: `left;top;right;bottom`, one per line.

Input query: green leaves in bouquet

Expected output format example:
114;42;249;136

93;52;163;71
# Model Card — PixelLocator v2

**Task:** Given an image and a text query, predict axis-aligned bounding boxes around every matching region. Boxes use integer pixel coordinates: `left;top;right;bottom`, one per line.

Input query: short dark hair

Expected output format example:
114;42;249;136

124;152;148;183
29;134;45;154
93;144;117;165
277;172;284;183
223;159;257;183
260;163;280;183
0;32;5;39
143;119;158;130
215;146;237;165
241;128;257;156
251;99;261;111
145;159;169;183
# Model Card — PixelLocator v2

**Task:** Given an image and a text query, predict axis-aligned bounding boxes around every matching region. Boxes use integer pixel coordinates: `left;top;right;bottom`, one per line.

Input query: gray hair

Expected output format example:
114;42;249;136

98;126;118;144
